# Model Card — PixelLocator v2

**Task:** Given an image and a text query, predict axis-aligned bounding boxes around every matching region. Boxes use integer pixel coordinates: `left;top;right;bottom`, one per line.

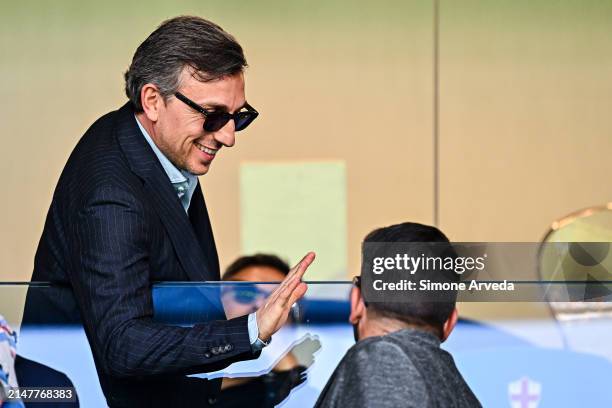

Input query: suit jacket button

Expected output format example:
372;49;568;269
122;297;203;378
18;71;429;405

204;352;211;358
207;397;217;405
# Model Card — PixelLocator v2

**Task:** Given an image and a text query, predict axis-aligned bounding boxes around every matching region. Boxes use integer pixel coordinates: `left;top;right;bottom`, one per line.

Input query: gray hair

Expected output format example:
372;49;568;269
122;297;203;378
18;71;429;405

124;16;247;112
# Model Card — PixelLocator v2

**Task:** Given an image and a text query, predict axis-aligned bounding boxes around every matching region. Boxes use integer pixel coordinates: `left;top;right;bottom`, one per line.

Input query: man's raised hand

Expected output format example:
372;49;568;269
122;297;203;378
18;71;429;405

255;252;316;342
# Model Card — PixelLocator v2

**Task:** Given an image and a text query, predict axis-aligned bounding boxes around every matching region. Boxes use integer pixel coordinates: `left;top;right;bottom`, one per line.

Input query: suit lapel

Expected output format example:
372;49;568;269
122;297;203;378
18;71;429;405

188;182;220;280
114;102;217;282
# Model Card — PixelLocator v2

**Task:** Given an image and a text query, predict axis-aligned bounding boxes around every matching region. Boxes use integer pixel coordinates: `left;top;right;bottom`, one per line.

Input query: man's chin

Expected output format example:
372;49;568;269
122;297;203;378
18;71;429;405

188;163;211;176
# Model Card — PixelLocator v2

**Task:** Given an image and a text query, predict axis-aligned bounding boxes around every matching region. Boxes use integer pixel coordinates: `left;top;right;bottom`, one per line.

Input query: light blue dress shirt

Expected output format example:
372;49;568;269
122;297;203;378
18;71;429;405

135;116;264;351
135;117;197;212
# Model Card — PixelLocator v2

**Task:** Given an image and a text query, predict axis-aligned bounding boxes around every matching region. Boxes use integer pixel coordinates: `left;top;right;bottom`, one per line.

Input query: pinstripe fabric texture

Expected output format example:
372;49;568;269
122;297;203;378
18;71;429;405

28;103;255;407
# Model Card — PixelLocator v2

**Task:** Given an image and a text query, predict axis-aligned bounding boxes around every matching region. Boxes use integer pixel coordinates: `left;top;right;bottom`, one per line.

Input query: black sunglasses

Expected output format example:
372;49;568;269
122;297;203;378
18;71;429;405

174;92;259;132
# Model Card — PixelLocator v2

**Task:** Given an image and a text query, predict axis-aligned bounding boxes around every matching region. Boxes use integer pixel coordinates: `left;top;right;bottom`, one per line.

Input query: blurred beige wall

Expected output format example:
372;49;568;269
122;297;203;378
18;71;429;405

439;1;612;242
1;1;611;322
438;1;612;319
0;1;434;283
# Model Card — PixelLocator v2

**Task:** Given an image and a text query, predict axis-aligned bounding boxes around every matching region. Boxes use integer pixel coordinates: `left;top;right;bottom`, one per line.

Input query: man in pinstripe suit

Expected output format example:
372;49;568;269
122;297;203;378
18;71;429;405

27;16;315;407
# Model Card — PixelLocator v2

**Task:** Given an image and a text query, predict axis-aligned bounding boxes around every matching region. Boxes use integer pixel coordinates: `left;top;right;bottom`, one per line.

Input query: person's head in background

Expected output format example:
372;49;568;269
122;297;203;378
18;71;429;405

352;222;459;342
222;254;290;319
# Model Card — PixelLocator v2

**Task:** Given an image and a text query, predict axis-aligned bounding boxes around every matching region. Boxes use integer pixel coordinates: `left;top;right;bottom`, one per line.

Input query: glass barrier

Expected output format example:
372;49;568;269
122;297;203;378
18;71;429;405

0;282;611;407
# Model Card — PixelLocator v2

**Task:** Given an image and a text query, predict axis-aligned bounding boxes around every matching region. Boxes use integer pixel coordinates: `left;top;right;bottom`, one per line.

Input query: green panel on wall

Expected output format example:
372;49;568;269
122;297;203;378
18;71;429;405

241;161;347;280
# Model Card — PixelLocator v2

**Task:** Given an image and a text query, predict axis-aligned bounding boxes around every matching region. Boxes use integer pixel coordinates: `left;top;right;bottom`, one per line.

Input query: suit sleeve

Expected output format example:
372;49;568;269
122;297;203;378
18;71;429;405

66;185;255;378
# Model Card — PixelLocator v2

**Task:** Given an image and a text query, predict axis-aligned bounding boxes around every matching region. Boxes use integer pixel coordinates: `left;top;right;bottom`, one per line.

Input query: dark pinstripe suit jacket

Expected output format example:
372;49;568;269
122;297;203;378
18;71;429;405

27;102;256;407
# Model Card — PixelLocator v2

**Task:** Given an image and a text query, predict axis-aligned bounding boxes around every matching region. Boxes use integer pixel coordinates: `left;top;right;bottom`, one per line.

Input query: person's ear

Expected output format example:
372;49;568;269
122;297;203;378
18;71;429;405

441;307;458;342
349;286;366;325
140;84;164;122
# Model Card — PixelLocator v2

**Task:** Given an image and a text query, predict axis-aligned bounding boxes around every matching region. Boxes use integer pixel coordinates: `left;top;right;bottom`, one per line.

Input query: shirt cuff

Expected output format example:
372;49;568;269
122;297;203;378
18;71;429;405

247;312;258;344
248;312;266;352
247;312;272;353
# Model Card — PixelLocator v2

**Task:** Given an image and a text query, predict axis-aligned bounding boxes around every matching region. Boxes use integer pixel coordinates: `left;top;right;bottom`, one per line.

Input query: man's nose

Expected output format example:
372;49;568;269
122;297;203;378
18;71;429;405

213;120;236;147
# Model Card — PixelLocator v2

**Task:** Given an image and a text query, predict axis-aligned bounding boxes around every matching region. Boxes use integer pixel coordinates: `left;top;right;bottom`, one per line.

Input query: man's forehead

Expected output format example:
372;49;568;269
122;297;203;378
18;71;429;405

179;69;244;100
